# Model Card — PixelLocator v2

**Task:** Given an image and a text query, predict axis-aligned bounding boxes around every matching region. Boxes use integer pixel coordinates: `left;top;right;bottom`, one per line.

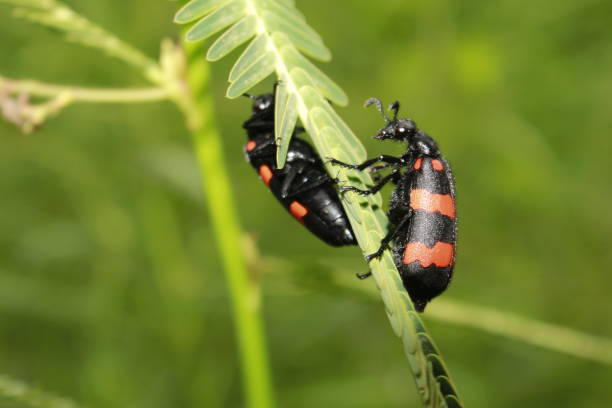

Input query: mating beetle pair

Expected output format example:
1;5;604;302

243;93;456;312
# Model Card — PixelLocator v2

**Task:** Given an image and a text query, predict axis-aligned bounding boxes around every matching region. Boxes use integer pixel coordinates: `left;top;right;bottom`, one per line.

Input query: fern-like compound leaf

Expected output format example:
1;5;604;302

185;1;247;42
226;52;275;98
174;0;229;24
206;14;257;61
175;0;343;168
228;34;268;81
274;81;298;162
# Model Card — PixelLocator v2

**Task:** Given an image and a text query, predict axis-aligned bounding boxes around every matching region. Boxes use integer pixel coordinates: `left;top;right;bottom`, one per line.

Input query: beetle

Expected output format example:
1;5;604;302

243;92;357;247
329;98;457;311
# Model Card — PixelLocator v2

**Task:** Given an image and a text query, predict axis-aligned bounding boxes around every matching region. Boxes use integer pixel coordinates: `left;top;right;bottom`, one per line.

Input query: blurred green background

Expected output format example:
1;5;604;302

2;0;612;407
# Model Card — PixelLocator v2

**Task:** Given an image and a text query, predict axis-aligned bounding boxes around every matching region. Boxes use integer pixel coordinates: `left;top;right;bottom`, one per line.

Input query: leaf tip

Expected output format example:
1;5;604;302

173;7;194;25
315;47;333;62
173;14;186;24
276;152;287;169
225;88;241;99
333;92;349;107
184;30;200;43
206;51;221;62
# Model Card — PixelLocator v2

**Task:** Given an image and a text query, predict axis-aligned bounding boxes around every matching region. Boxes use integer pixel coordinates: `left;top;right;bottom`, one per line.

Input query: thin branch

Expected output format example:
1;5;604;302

426;299;612;366
0;76;168;103
180;40;276;408
312;267;612;367
0;0;162;81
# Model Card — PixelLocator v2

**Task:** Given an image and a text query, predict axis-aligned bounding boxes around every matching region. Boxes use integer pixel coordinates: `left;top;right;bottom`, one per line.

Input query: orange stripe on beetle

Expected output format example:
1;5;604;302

413;157;423;170
289;201;308;223
431;159;444;171
410;189;455;218
246;140;257;152
258;165;273;186
403;242;454;267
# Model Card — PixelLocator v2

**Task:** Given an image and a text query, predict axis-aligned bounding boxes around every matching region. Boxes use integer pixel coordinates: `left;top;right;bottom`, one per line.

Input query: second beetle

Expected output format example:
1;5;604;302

330;98;457;312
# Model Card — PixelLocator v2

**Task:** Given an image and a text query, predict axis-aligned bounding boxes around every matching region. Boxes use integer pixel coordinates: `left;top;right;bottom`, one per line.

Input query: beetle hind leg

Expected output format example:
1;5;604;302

356;271;372;280
364;211;413;262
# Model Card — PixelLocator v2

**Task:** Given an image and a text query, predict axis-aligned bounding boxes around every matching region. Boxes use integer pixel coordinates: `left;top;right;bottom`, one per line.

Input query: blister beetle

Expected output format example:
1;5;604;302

329;98;457;311
243;92;357;247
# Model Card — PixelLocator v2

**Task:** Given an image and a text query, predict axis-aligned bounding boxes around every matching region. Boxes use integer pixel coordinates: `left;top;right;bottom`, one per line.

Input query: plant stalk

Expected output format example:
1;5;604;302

181;43;275;408
0;76;168;103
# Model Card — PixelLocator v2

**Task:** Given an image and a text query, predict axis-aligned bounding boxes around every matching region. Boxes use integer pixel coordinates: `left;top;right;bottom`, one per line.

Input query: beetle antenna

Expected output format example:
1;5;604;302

364;97;389;123
243;93;255;99
388;101;400;121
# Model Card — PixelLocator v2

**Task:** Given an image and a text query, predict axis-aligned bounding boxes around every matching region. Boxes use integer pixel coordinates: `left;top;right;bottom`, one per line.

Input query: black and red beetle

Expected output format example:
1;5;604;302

329;98;457;311
243;92;356;247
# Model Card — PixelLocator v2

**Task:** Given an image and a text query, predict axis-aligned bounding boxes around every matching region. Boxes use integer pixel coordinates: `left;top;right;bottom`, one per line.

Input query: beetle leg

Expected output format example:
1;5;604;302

369;163;397;182
245;137;277;159
356;271;372;280
365;211;413;262
340;168;400;196
278;165;301;198
281;173;334;199
328;155;402;171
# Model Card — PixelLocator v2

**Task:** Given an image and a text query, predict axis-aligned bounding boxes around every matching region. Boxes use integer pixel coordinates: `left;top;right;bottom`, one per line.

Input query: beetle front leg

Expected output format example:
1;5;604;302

340;169;400;196
328;155;402;171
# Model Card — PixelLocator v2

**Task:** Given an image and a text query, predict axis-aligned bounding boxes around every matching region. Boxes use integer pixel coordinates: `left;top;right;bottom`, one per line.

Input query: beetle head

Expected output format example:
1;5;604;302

365;98;417;142
245;93;274;114
365;97;440;156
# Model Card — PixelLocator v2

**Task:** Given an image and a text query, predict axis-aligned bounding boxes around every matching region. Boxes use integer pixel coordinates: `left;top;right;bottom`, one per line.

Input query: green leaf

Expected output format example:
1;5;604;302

175;0;336;147
262;10;330;61
298;82;365;160
185;1;246;42
226;52;275;98
268;33;344;105
207;14;257;61
274;81;298;167
174;0;229;24
276;36;346;105
228;34;268;82
259;0;305;23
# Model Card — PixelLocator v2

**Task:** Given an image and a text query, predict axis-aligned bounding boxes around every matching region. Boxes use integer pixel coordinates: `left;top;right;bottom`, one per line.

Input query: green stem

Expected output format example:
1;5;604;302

427;299;612;365
321;267;612;366
181;44;275;408
0;76;168;103
0;0;161;80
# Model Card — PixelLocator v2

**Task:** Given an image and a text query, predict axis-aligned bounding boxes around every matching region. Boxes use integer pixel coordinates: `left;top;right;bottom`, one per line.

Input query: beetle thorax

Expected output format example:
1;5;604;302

409;130;440;157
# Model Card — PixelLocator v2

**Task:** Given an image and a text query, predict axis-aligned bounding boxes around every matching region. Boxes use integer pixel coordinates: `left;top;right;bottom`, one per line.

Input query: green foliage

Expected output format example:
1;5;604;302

175;0;347;167
1;1;274;407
